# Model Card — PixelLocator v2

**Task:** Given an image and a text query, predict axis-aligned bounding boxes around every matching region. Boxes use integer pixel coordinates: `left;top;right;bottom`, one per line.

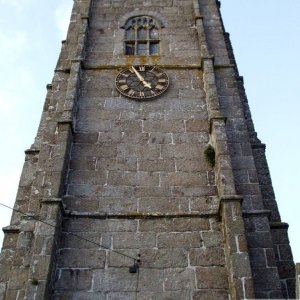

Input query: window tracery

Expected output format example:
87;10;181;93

124;16;160;55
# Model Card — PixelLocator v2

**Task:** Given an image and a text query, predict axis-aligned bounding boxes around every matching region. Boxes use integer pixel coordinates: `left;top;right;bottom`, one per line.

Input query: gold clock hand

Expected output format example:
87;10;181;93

130;66;152;89
130;66;144;80
142;80;152;89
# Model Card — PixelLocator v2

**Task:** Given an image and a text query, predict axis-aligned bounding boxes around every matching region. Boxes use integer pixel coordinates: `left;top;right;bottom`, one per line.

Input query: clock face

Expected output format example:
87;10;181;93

115;65;169;99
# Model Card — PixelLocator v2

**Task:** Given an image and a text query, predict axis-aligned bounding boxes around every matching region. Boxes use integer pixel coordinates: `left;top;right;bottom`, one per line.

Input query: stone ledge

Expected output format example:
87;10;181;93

194;16;204;21
57;120;73;127
200;55;214;69
81;63;235;70
214;64;235;69
218;196;243;215
2;225;20;234
83;63;202;70
65;211;218;219
54;68;71;73
243;209;271;217
71;58;84;64
251;142;266;150
270;222;289;229
24;148;40;155
41;197;62;204
220;195;243;203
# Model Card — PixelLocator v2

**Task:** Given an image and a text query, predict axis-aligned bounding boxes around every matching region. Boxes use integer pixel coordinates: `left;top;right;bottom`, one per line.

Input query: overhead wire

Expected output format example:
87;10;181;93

0;202;138;263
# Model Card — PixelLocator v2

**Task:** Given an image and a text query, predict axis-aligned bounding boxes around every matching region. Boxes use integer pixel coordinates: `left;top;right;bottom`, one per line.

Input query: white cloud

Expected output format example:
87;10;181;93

54;1;73;39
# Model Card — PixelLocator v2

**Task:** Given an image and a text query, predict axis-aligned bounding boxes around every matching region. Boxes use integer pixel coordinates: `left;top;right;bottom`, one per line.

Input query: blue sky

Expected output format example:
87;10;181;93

0;1;299;263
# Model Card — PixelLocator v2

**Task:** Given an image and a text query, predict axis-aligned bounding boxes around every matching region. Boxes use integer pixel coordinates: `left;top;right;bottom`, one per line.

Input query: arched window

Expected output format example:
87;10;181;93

124;16;160;55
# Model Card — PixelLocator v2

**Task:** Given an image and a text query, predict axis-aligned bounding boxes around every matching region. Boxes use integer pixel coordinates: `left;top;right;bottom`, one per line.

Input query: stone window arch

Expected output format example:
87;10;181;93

124;16;160;55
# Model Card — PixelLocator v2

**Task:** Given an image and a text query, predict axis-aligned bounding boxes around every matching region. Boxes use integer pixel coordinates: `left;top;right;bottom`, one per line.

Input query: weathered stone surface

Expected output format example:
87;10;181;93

55;269;93;291
138;290;191;300
157;232;202;248
190;196;219;213
193;290;229;300
172;218;210;231
113;232;156;249
52;291;107;300
164;268;195;291
7;268;29;290
108;171;159;186
139;159;175;172
190;247;225;266
231;253;252;277
64;219;137;232
57;249;106;268
0;283;6;300
0;0;295;298
252;268;282;290
97;158;137;171
29;255;52;279
93;268;137;292
139;197;183;213
201;231;223;247
196;266;229;289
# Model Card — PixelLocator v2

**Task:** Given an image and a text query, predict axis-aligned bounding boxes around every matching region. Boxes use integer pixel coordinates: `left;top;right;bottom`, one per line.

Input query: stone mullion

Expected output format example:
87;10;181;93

134;25;138;55
194;2;255;298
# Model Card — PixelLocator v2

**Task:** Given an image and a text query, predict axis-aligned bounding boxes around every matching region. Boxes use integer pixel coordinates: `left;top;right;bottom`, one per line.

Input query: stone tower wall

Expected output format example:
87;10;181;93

0;0;295;299
53;0;232;298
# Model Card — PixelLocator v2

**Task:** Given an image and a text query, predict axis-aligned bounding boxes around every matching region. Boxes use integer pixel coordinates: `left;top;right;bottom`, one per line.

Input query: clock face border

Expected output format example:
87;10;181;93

115;65;169;100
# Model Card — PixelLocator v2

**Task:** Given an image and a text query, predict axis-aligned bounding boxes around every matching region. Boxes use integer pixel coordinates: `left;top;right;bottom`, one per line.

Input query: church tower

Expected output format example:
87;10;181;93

0;0;295;299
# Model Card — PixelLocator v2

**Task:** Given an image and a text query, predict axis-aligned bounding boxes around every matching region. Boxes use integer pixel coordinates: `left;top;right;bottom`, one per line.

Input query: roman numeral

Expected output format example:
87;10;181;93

120;84;128;90
121;72;130;77
155;84;164;90
158;78;166;83
139;66;145;71
128;89;135;96
139;92;145;98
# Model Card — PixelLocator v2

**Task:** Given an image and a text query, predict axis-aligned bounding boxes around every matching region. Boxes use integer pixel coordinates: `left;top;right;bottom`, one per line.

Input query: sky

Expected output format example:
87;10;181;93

0;0;299;264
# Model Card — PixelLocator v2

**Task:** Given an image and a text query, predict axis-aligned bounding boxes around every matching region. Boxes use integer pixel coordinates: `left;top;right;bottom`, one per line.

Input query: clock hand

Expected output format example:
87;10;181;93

130;66;152;89
130;66;144;81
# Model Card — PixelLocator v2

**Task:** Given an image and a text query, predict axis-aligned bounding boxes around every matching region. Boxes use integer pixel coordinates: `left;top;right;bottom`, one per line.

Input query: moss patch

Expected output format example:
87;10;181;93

204;145;215;167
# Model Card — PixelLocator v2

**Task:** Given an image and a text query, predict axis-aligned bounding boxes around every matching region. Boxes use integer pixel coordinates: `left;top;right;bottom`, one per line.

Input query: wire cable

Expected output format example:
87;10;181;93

0;202;138;262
